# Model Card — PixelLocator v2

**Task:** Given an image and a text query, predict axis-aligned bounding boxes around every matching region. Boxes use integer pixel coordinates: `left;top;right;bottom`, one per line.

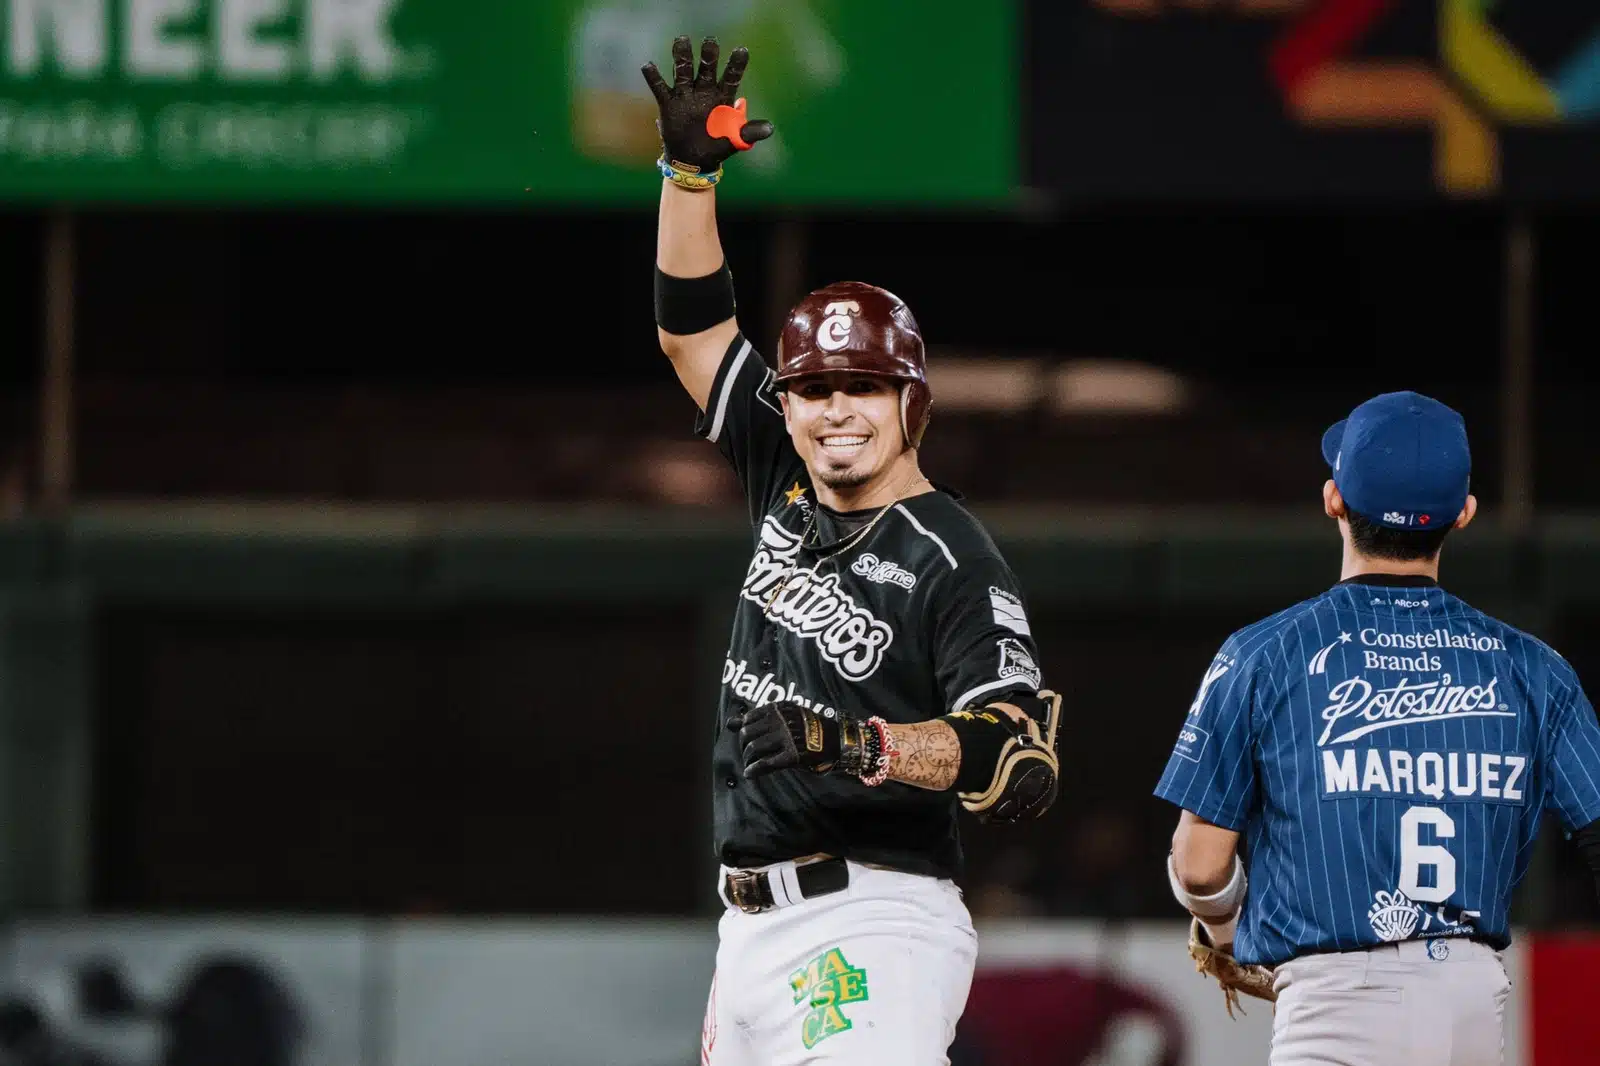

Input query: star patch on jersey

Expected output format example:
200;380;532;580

784;482;808;507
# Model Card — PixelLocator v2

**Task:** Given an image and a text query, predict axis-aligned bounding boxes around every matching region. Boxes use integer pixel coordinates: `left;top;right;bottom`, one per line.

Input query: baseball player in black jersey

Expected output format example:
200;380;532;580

642;36;1062;1066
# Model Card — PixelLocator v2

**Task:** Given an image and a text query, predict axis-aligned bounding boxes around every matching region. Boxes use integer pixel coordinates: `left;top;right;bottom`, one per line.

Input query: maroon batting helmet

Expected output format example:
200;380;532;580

774;281;931;448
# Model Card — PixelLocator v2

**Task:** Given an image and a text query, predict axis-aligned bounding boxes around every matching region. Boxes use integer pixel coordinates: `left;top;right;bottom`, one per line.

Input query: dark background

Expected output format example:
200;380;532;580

4;204;1596;505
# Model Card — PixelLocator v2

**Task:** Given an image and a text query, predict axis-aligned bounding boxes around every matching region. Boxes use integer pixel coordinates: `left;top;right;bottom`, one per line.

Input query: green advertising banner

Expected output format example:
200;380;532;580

0;0;1016;204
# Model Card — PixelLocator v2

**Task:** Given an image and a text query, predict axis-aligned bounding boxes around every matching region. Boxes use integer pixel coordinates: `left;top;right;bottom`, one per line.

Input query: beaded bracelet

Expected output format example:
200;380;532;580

658;155;722;191
836;716;873;779
859;716;896;787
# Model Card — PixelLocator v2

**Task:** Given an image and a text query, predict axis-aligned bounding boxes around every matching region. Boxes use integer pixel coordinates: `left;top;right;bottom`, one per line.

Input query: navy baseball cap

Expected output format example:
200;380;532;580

1321;391;1470;530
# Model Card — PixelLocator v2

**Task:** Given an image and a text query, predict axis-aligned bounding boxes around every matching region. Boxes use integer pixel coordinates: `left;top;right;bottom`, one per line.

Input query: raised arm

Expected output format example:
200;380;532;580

656;185;737;410
642;36;773;412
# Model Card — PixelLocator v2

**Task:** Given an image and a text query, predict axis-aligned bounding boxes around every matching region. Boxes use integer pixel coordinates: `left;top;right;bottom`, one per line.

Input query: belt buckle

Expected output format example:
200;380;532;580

726;871;767;914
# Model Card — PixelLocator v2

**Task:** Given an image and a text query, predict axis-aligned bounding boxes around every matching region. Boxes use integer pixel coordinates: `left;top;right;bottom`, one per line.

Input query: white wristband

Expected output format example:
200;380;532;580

1168;850;1245;920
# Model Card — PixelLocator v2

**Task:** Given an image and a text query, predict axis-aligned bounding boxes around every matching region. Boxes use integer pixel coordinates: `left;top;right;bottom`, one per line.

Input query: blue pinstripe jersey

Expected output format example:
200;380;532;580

1155;578;1600;967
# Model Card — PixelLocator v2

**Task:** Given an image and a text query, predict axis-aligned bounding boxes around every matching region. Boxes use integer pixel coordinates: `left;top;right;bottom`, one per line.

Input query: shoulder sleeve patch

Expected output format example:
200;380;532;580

989;586;1030;637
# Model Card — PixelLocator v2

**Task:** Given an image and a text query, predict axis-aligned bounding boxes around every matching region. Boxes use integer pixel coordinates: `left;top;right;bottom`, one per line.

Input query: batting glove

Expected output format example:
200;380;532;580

641;36;773;182
728;701;889;783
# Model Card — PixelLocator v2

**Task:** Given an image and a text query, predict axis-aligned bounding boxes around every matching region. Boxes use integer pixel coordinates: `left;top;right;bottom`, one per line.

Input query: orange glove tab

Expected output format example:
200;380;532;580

705;98;754;151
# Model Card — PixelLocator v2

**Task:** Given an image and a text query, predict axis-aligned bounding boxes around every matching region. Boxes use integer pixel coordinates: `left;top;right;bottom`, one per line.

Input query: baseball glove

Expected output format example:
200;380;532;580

1188;917;1277;1019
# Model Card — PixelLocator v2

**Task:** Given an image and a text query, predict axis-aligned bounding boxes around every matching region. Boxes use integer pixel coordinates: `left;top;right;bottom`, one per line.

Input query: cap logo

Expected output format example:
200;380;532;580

1381;512;1435;527
816;300;860;352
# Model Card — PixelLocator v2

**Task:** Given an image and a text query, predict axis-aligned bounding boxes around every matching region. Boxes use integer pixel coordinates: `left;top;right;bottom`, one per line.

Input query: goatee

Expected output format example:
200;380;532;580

817;468;871;490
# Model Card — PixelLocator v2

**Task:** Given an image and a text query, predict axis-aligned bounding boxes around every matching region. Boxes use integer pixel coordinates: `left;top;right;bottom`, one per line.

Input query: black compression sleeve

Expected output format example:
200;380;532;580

1575;818;1600;906
655;261;736;336
941;691;1052;794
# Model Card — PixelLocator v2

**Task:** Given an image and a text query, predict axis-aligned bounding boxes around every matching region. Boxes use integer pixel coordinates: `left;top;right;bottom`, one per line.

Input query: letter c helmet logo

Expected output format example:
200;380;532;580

816;300;860;352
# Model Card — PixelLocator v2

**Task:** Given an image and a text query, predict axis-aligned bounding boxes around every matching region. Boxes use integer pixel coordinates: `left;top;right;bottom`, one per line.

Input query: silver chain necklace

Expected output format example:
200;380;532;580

763;468;929;614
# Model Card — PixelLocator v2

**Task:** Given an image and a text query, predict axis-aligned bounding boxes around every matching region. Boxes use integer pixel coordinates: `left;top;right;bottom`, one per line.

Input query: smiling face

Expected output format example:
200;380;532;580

781;372;907;495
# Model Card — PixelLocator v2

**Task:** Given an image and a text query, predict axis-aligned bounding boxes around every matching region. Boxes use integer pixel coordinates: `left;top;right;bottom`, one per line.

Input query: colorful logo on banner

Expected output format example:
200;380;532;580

1095;0;1600;196
1270;0;1600;195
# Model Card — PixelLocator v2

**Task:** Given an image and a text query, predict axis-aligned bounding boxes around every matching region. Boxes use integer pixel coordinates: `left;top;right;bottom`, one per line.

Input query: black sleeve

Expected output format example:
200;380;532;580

928;553;1049;716
1575;817;1600;907
692;333;806;526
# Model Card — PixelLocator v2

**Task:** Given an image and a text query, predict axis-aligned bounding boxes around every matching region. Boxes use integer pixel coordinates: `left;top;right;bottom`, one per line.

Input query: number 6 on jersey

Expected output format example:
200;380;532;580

1399;805;1457;903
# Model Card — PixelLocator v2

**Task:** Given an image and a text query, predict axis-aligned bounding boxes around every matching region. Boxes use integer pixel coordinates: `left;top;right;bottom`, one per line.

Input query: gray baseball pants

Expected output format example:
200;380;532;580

1270;938;1512;1066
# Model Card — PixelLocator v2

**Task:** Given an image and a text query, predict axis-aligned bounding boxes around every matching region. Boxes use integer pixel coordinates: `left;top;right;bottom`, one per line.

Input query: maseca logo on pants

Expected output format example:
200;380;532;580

741;518;895;681
790;947;869;1050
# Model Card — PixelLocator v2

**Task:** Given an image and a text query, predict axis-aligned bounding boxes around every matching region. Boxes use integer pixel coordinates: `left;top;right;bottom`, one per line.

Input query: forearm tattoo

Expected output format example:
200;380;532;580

884;720;962;791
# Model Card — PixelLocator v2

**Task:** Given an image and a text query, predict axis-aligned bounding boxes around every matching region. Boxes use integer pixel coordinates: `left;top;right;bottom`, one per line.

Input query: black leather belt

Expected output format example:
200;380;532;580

724;857;850;914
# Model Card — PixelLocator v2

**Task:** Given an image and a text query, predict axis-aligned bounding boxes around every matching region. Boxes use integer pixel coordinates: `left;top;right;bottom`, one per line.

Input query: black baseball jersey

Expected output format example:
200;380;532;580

694;333;1048;880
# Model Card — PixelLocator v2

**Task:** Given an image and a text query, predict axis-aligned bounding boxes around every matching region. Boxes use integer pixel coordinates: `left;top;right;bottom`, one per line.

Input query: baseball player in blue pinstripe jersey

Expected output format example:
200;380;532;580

1154;392;1600;1066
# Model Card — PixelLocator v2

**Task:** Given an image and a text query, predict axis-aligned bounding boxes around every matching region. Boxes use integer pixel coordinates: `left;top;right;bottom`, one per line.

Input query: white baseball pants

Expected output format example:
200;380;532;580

701;859;978;1066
